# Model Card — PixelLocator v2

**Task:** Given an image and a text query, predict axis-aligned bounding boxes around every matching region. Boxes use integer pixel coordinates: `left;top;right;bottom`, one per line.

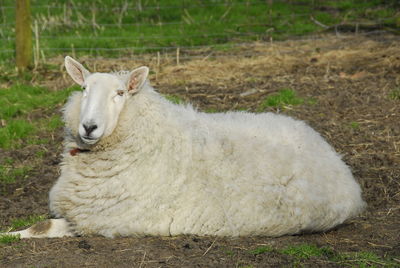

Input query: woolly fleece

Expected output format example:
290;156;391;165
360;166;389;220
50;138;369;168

49;72;366;238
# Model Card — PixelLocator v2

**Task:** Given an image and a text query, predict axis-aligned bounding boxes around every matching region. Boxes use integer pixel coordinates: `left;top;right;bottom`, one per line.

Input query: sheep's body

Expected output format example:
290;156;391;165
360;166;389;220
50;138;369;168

48;80;366;237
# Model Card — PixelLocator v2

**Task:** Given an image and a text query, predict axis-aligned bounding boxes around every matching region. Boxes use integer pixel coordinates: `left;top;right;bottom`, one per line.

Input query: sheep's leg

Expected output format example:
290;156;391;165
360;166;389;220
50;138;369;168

1;218;75;238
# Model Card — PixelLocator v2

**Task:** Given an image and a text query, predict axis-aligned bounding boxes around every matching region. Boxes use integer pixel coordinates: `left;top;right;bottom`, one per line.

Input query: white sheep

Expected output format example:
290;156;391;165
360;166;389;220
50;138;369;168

3;56;366;238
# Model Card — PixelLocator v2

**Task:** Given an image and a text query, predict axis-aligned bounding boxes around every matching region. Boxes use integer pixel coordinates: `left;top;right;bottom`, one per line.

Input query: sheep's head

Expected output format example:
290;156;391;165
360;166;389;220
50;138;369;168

64;56;149;145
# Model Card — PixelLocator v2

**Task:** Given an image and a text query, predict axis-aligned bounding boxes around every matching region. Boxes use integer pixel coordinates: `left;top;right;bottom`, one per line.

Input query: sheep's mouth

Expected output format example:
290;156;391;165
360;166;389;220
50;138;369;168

80;135;99;145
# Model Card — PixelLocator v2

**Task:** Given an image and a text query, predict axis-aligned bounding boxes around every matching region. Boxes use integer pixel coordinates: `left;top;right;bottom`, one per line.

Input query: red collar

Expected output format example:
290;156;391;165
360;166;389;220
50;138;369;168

69;148;90;156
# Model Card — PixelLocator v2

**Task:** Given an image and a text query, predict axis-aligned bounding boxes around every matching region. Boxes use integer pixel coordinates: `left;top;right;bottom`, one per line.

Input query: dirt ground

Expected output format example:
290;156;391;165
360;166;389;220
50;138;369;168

1;34;399;267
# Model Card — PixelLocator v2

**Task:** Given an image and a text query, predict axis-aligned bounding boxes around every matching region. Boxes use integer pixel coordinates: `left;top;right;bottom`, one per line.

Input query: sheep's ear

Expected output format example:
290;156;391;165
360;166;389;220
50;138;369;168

127;66;149;94
65;56;90;86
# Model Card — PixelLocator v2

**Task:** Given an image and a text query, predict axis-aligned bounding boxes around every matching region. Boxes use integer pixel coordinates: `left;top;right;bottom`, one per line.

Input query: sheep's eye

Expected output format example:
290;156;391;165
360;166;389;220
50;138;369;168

117;90;124;96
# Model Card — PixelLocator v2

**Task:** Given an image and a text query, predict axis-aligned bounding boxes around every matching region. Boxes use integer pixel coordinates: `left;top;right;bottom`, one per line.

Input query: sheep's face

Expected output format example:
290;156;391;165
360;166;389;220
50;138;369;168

64;56;149;145
78;74;126;144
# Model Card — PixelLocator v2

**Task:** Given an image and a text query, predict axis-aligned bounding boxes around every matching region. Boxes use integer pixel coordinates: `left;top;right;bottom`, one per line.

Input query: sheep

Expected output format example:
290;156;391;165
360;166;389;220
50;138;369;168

2;56;366;239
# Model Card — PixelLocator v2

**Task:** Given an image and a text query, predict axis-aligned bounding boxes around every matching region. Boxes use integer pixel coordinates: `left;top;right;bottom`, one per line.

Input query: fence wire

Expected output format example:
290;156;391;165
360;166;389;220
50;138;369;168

1;1;287;11
0;1;399;62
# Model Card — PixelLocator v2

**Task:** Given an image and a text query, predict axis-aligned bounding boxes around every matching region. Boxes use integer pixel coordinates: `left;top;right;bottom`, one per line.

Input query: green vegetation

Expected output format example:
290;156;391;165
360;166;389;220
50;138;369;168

389;88;400;100
0;84;79;149
0;164;31;184
47;115;64;130
0;215;45;245
280;244;334;260
259;88;304;110
245;243;398;267
9;215;47;231
35;150;46;158
0;234;20;245
0;85;76;121
0;0;398;62
164;94;184;105
307;98;318;105
204;108;219;113
336;251;393;267
0;84;78;186
224;249;235;256
0;120;35;149
349;121;360;130
249;245;273;255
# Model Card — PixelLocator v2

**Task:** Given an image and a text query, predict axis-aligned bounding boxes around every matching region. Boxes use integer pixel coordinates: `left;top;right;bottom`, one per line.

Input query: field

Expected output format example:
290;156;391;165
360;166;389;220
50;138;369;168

1;0;400;267
1;0;399;61
0;34;399;267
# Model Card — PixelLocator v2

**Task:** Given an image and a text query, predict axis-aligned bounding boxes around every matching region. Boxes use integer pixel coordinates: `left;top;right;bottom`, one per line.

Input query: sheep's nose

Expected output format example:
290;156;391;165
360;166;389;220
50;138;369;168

83;124;98;135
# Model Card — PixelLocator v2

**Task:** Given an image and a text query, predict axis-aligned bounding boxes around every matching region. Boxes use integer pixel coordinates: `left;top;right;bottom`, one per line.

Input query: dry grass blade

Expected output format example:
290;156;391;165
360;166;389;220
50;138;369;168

202;238;218;256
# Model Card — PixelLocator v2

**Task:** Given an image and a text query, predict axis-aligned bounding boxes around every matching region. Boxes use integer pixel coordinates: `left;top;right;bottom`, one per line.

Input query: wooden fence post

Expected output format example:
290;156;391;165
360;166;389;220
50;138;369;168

16;0;32;71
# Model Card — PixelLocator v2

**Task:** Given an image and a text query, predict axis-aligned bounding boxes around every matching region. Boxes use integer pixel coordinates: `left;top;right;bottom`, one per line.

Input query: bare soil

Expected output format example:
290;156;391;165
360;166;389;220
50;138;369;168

1;34;399;267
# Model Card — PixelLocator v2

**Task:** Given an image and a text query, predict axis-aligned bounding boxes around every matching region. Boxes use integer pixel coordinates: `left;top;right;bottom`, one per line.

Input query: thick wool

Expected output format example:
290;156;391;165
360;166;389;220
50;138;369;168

49;78;366;238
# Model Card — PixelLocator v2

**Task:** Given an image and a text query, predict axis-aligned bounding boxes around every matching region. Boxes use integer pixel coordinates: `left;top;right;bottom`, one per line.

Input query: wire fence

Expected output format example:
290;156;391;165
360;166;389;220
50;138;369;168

1;0;399;64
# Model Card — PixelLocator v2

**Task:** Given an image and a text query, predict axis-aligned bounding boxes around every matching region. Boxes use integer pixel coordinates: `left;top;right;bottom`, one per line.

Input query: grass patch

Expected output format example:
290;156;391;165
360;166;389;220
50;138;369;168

0;215;46;245
349;121;360;130
249;246;274;255
0;1;398;61
307;98;318;105
280;244;334;260
9;215;47;231
35;150;46;158
164;94;184;105
0;120;36;149
0;164;31;184
389;88;400;100
3;157;14;165
259;89;304;111
0;84;79;149
0;84;77;122
244;243;397;267
334;251;398;267
0;234;20;245
224;249;235;256
204;108;219;113
47;115;64;131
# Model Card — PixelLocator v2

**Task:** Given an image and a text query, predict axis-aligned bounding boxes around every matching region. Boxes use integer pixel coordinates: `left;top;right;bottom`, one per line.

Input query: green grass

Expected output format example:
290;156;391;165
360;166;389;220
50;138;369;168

35;150;46;158
349;121;360;130
245;244;398;267
204;108;219;113
46;115;64;130
0;234;20;245
0;84;76;121
224;249;235;256
389;88;400;100
280;244;334;260
0;84;78;186
3;157;14;165
0;0;398;62
164;94;184;105
0;215;46;245
249;246;273;255
0;164;31;184
8;215;47;231
0;84;80;149
329;250;398;267
0;120;36;149
259;88;304;110
336;251;388;267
